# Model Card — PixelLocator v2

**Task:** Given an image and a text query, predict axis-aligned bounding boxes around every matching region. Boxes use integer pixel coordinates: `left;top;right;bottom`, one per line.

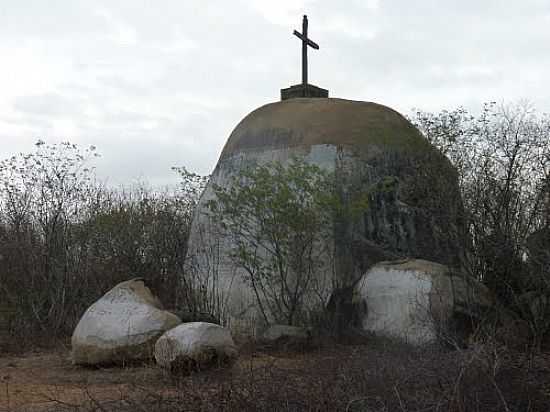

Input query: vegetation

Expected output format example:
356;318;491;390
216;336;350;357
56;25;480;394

0;141;207;345
412;102;550;345
206;158;339;326
1;103;549;346
3;338;550;412
1;101;550;410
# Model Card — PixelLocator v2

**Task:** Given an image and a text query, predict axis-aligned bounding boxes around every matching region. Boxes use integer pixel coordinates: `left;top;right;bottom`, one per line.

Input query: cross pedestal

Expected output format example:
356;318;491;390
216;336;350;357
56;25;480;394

281;83;329;100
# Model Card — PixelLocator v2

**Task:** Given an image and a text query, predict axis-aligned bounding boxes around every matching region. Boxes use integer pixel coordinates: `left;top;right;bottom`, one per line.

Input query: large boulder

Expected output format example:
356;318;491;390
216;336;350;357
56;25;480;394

355;259;493;345
71;279;181;365
187;98;468;336
154;322;237;372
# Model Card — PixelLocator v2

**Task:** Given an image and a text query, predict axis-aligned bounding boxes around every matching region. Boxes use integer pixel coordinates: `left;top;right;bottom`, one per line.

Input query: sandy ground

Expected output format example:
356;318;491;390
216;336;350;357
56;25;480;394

2;342;550;412
0;349;151;411
0;347;309;412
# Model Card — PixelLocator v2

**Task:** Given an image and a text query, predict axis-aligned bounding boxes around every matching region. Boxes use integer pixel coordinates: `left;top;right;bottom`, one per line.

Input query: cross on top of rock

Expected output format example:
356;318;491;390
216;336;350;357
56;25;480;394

281;15;329;100
293;15;319;87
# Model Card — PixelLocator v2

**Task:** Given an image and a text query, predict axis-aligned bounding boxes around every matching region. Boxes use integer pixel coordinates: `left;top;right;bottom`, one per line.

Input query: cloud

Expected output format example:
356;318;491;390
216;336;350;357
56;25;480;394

0;0;549;187
247;0;315;25
94;7;139;46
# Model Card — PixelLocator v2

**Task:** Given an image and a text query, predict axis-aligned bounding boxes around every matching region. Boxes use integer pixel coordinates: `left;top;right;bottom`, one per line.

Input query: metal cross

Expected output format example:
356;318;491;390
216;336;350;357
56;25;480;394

293;15;319;87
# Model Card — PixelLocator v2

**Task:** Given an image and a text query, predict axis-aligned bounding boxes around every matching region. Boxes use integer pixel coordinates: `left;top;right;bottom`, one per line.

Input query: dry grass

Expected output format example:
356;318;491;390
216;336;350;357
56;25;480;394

1;337;550;411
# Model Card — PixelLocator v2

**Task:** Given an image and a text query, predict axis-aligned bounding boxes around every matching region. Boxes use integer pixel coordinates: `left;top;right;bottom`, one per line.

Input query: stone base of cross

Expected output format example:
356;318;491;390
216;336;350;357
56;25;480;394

281;83;329;100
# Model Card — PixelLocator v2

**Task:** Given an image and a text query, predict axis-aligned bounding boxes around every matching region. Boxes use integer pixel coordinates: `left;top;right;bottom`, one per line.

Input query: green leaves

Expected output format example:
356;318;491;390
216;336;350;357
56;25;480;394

207;156;340;324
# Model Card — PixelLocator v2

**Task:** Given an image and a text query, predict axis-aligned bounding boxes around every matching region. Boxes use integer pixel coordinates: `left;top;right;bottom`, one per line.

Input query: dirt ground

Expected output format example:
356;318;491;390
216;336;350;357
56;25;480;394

1;340;550;412
0;345;327;412
0;348;152;411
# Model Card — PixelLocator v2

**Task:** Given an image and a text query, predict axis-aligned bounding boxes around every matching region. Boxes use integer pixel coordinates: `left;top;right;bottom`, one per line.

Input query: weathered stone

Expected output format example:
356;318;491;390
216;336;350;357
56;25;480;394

154;322;237;372
187;98;468;336
355;259;492;345
170;310;220;325
261;324;310;341
281;84;328;100
71;279;181;365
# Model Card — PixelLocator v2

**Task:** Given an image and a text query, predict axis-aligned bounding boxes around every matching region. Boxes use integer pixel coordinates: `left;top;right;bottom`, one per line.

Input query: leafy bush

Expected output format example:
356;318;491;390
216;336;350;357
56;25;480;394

206;158;339;326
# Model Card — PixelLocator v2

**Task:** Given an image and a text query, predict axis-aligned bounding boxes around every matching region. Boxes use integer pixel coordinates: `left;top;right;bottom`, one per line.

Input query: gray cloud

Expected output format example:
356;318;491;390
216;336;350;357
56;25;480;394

1;0;550;186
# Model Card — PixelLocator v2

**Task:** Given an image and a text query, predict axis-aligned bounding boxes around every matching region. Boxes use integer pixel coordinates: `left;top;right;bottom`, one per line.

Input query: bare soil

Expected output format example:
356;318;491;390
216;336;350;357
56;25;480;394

1;339;550;411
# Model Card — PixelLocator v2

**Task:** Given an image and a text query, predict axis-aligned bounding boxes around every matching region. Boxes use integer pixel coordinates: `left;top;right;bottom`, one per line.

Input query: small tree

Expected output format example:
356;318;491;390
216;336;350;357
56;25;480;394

206;158;339;325
0;140;99;335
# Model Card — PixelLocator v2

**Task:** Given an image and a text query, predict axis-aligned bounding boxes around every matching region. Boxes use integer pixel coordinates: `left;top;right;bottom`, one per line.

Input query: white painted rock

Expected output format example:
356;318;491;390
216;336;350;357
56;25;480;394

355;259;492;345
154;322;237;371
71;279;181;365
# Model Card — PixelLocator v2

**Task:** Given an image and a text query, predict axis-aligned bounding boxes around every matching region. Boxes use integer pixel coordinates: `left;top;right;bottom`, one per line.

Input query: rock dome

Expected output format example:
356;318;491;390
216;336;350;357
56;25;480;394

220;98;428;159
187;98;468;335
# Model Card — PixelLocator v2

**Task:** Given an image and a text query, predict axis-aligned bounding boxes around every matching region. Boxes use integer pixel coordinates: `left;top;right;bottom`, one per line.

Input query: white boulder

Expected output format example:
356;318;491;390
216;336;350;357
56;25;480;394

71;278;181;365
355;259;492;345
154;322;237;371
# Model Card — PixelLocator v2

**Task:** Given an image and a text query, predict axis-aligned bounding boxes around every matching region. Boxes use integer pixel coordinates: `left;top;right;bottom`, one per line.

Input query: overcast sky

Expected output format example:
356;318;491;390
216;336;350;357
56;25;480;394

1;0;550;186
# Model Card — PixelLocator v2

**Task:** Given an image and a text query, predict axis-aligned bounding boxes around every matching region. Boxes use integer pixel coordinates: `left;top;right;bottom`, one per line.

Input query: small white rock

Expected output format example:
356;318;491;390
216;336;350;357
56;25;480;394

155;322;237;371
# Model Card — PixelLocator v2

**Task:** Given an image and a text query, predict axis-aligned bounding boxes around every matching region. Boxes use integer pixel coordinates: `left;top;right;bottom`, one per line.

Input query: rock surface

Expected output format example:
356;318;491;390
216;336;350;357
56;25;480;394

170;310;220;325
187;98;468;336
355;259;492;345
71;279;181;365
154;322;237;371
261;324;310;341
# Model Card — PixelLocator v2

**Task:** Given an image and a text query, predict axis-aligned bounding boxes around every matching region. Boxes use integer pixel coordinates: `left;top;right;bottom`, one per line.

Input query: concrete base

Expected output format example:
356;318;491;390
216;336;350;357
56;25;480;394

281;83;328;100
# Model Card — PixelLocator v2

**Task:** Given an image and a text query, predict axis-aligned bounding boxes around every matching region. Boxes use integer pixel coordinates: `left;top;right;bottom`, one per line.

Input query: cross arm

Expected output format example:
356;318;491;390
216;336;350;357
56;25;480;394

293;30;320;49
